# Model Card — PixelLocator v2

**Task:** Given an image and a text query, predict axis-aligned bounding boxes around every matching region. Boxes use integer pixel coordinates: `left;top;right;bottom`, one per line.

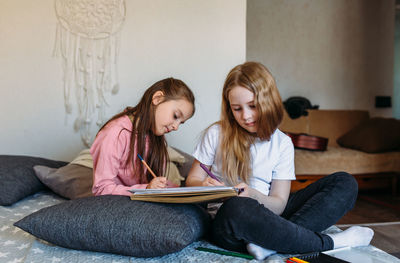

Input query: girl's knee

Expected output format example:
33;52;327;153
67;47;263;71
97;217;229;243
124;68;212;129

330;172;358;193
328;172;358;207
213;197;258;228
217;197;254;219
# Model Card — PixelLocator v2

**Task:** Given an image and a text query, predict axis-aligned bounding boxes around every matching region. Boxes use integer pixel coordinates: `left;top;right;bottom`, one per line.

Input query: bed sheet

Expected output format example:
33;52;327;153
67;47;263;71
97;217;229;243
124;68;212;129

0;191;64;262
2;191;399;263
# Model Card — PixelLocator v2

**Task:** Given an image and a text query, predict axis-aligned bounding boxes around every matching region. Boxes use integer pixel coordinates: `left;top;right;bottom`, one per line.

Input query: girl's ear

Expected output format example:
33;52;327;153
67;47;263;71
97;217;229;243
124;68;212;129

152;91;165;105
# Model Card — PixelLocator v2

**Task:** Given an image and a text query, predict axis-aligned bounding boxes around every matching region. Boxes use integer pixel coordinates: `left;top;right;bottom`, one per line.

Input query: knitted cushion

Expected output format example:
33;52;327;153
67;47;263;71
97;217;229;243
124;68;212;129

0;155;67;206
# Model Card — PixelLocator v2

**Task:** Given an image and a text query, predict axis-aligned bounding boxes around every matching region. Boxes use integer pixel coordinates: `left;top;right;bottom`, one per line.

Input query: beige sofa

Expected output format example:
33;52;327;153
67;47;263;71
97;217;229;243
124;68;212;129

279;110;400;194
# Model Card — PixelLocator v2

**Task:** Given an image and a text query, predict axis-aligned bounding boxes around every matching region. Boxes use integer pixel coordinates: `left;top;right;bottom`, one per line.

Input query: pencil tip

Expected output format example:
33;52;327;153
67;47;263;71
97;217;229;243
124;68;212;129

137;154;143;161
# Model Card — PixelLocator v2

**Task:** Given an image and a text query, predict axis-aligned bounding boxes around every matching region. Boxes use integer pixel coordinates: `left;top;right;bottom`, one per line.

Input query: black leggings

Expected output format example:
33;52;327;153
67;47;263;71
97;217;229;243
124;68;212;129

211;172;358;254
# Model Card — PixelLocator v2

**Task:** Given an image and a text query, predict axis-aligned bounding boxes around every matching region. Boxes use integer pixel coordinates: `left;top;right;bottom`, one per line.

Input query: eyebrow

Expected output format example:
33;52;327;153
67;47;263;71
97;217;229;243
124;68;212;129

230;101;254;106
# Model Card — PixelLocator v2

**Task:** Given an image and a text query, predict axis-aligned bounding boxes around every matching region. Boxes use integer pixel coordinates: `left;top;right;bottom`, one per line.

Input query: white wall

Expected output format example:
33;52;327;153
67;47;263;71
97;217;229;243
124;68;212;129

0;0;246;161
247;0;395;117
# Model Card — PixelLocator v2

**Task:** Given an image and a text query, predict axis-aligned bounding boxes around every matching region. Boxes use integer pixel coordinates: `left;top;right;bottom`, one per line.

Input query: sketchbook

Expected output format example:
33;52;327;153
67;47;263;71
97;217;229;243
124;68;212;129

129;186;240;203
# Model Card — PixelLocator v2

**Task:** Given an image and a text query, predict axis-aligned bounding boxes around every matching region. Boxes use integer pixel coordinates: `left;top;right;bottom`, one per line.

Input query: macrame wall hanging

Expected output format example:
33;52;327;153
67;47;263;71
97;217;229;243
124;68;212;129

53;0;126;147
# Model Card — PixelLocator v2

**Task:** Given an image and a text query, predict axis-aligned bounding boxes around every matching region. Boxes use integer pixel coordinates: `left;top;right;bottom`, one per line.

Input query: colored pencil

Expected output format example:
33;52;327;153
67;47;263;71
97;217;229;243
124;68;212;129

200;163;221;182
196;247;254;260
137;154;157;178
287;257;310;263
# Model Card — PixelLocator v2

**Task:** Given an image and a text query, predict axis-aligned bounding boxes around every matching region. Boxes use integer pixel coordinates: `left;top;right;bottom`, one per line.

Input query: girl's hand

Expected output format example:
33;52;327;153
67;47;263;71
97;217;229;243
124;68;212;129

202;177;225;187
235;182;249;197
147;177;167;189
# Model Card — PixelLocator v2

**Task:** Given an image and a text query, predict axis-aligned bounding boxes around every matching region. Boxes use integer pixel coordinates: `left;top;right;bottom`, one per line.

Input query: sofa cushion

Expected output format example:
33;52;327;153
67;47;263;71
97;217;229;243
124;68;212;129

172;147;194;181
294;146;400;175
14;195;210;257
0;155;67;206
33;164;93;200
308;110;370;147
166;147;187;186
337;117;400;153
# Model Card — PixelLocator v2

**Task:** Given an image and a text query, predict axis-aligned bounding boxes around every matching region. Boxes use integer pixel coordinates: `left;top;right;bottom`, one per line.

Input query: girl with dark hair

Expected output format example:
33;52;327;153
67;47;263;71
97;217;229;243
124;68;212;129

91;77;195;195
186;62;373;260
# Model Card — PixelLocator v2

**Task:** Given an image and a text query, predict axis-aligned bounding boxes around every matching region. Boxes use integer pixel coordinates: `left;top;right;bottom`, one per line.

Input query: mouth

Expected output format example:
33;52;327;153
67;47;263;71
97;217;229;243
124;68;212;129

165;127;171;133
244;121;256;127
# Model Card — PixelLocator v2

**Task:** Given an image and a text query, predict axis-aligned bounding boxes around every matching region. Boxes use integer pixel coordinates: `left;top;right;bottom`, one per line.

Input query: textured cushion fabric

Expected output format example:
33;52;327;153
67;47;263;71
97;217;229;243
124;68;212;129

0;155;67;206
165;147;187;186
33;164;93;199
172;148;194;180
337;117;400;153
294;146;400;175
14;195;210;257
168;147;186;164
69;149;93;168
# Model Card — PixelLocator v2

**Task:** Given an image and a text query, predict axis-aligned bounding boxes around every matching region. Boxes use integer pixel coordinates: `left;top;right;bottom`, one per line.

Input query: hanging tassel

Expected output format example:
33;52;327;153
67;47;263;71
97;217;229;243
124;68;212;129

54;0;126;147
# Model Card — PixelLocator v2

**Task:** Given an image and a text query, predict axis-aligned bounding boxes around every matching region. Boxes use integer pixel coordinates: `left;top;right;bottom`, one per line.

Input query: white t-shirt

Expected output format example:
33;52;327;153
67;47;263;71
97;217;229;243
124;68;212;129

192;124;296;196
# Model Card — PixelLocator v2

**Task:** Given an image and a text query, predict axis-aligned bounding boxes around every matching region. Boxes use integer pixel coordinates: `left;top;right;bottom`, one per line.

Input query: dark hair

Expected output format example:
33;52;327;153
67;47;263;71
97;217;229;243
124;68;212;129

98;78;195;183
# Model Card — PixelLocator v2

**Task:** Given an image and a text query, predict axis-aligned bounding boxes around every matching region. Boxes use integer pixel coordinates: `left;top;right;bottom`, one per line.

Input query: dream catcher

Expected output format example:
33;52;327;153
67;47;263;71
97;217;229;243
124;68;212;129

53;0;126;146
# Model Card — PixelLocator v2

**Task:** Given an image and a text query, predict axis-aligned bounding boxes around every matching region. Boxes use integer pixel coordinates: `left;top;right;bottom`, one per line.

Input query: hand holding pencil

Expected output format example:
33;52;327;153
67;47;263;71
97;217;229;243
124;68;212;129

199;163;225;186
137;154;167;189
147;177;167;189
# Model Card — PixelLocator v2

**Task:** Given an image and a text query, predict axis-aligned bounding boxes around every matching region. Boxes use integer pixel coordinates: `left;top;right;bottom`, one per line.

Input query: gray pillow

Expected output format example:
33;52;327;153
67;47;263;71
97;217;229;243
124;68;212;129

0;155;67;206
14;195;210;257
33;164;94;200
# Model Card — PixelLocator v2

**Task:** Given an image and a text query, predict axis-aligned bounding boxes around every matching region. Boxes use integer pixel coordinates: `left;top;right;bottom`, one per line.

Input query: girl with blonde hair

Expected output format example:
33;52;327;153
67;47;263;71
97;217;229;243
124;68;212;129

186;62;373;259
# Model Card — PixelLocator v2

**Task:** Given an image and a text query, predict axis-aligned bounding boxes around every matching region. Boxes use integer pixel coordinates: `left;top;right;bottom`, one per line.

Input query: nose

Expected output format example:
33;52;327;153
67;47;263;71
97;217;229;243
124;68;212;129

171;120;180;131
242;108;251;121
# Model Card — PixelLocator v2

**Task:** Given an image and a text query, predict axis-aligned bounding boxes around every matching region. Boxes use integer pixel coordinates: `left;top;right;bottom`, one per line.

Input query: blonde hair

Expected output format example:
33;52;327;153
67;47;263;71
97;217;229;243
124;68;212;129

218;62;283;184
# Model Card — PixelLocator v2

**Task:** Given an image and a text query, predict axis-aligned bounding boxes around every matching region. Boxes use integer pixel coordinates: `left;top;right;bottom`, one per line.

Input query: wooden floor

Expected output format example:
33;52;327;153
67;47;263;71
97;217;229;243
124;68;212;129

335;190;400;259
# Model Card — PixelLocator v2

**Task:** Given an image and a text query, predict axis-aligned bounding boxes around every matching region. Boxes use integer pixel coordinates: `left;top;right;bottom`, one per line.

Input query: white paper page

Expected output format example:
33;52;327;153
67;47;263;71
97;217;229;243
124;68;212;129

129;186;235;194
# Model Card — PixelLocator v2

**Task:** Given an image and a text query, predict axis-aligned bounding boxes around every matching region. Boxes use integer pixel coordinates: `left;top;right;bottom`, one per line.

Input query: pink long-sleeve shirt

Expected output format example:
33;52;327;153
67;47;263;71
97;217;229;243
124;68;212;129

90;115;149;196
